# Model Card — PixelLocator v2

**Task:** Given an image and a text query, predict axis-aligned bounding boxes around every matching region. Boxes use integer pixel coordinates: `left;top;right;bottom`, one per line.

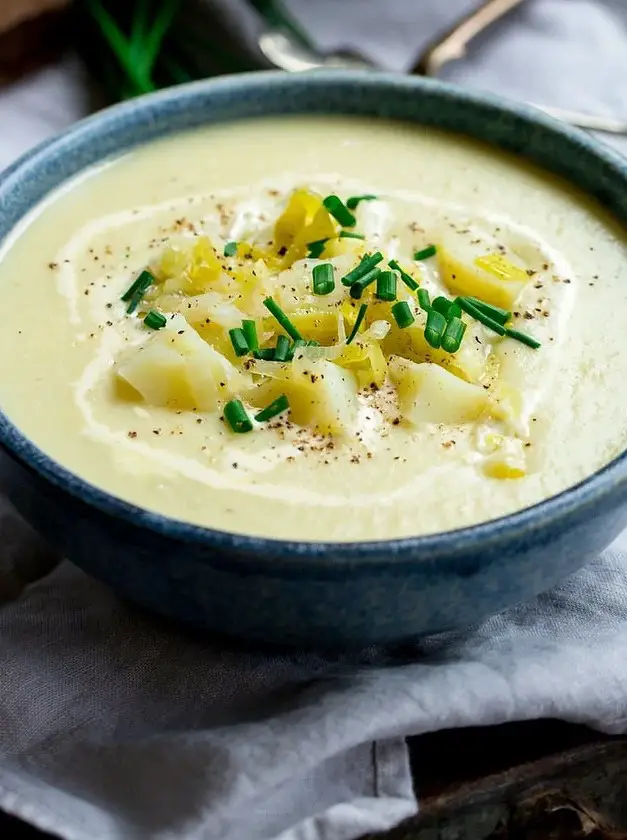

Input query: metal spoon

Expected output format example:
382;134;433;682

412;0;627;135
256;0;627;136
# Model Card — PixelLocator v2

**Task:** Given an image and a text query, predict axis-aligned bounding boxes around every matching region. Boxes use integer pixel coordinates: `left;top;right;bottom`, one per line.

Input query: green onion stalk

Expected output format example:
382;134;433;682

74;0;311;103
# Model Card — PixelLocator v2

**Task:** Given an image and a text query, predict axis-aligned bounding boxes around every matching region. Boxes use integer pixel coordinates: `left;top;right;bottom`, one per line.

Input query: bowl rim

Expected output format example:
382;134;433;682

1;68;627;570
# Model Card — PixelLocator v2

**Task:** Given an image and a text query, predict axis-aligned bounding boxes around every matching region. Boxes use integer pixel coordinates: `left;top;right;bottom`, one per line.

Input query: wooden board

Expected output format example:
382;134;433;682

370;721;627;839
2;721;626;839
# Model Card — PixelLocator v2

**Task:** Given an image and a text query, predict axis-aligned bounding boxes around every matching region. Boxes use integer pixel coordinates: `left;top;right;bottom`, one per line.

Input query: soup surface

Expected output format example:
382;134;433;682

1;116;626;541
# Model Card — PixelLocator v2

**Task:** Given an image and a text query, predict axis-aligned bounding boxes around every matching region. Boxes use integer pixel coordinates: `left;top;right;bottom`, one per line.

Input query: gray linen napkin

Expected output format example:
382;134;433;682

2;2;627;839
2;501;627;840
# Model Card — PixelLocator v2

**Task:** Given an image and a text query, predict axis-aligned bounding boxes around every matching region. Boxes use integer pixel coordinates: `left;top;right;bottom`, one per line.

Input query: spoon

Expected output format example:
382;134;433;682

256;0;627;136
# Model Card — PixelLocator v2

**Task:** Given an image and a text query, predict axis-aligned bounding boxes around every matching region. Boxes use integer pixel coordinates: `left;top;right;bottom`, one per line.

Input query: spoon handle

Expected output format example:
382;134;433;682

412;0;527;77
531;104;627;136
411;0;627;135
253;0;627;136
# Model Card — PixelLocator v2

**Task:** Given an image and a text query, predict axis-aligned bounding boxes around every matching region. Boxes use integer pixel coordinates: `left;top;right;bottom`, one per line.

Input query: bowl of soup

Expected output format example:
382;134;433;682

1;71;627;646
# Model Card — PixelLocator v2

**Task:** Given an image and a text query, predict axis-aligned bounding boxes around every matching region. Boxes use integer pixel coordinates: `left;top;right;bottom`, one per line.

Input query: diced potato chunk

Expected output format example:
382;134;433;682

151;293;245;360
437;231;530;308
389;357;489;425
117;316;250;411
443;319;493;383
118;342;189;408
290;359;358;435
380;305;489;384
252;358;358;435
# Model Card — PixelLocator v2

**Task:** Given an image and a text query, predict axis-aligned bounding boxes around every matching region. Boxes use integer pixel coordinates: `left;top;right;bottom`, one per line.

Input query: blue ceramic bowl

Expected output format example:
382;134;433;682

2;71;627;647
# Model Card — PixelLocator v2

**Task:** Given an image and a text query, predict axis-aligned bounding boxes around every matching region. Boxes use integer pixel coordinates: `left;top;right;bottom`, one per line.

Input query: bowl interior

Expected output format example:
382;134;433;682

1;70;627;565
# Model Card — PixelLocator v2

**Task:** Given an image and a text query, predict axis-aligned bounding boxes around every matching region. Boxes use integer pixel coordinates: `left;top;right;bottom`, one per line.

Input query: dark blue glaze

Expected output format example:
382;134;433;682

2;71;627;647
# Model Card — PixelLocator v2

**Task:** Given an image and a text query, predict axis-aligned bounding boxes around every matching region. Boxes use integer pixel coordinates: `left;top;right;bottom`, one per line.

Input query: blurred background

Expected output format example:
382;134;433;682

0;0;626;171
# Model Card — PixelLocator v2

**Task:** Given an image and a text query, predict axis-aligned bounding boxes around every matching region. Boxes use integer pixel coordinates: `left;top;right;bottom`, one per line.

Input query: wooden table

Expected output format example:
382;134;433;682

390;721;627;839
3;720;626;839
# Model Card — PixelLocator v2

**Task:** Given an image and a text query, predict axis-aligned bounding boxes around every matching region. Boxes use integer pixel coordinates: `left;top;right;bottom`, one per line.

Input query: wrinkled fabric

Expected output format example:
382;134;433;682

2;1;627;838
2;500;627;840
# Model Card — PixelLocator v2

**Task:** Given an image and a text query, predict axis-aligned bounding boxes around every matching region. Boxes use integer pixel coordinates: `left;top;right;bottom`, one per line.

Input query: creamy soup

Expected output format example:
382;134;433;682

1;116;626;542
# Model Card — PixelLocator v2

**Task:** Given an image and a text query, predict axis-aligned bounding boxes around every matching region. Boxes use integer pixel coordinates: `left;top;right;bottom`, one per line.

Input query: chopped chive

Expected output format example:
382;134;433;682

392;300;415;329
274;334;291;362
255;394;290;422
229;327;249;357
287;338;307;360
346;303;368;344
505;328;541;349
323;194;356;227
242;319;259;352
424;309;447;348
417;288;431;311
223;241;238;257
456;298;506;335
254;347;276;361
388;259;418;291
414;244;437;261
341;251;384;286
122;269;154;313
441;316;467;353
350;267;381;299
463;296;511;326
143;310;167;330
263;297;304;342
121;269;154;302
339;231;366;240
312;263;335;295
126;296;144;315
376;270;397;301
432;296;454;318
431;297;461;321
307;238;329;259
223;400;253;434
346;194;378;210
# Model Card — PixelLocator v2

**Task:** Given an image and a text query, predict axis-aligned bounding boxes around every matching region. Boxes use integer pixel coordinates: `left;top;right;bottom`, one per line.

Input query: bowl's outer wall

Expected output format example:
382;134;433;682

2;72;627;646
3;446;627;646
